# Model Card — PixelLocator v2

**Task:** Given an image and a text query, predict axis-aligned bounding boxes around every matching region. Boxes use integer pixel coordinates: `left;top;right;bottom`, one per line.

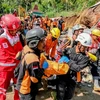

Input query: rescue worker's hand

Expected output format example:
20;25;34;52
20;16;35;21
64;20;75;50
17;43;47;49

42;61;49;69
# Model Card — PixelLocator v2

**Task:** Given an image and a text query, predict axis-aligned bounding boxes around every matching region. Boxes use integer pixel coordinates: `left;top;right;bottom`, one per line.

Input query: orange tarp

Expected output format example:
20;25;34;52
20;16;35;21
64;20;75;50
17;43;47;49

40;53;69;77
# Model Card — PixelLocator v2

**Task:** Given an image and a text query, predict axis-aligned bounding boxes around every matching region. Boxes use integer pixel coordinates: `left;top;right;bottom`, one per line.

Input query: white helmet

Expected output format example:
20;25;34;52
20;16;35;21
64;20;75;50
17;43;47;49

72;24;84;34
76;33;92;47
83;28;91;34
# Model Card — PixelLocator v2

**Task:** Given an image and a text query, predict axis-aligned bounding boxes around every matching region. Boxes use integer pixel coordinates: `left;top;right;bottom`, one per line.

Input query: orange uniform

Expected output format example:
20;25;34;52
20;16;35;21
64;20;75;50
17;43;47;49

62;22;65;31
53;21;58;27
45;34;58;58
47;19;51;27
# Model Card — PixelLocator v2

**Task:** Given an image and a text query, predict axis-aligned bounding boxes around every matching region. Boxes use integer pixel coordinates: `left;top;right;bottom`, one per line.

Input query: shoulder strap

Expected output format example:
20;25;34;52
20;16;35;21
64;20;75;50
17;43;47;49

21;51;34;60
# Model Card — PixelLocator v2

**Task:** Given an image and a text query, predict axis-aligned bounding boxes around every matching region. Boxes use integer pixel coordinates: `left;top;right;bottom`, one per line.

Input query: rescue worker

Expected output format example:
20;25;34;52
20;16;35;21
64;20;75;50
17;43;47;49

71;24;84;47
43;28;60;89
58;16;64;32
33;20;40;29
68;25;85;84
18;21;26;47
15;28;47;100
89;29;100;93
56;33;92;100
62;22;65;31
47;19;52;31
53;19;58;28
45;28;60;60
0;14;23;100
44;16;48;29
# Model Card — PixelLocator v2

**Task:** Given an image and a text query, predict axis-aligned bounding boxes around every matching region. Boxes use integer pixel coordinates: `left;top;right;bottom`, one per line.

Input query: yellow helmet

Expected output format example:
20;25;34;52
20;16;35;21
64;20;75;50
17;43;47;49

92;29;100;37
51;28;60;39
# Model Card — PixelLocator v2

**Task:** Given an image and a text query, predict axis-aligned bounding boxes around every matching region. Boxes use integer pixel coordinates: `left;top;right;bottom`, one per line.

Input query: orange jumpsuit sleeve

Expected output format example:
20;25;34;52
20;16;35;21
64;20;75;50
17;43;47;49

62;23;65;31
50;40;57;58
45;34;52;55
45;34;58;58
47;20;51;27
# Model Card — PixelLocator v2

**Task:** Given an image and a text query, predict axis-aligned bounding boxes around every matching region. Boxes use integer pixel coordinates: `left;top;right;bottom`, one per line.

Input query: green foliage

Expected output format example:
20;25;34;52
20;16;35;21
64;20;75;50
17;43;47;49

0;0;99;17
46;11;55;17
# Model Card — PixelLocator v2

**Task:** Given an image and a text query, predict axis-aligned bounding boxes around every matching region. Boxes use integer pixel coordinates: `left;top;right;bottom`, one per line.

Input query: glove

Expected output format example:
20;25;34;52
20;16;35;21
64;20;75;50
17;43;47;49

87;52;97;62
42;61;49;69
58;56;70;63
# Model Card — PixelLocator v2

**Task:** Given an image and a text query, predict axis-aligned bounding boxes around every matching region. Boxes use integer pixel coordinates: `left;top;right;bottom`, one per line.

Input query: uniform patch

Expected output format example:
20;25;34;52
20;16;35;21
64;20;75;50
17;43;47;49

2;42;8;48
32;66;38;70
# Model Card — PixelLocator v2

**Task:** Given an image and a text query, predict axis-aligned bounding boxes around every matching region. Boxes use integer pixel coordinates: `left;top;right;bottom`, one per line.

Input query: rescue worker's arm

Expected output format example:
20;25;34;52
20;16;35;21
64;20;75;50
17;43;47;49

50;45;56;58
68;56;89;72
96;48;100;67
50;41;57;58
45;35;50;56
16;51;22;60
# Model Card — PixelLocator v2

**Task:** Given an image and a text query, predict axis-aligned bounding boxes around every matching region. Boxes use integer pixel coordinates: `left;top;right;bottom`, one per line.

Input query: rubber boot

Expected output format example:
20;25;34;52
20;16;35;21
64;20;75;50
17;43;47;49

93;77;100;91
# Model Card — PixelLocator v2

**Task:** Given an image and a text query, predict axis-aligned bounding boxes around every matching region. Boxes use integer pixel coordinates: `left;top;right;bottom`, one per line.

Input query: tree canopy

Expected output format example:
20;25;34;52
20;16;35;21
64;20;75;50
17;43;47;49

0;0;99;17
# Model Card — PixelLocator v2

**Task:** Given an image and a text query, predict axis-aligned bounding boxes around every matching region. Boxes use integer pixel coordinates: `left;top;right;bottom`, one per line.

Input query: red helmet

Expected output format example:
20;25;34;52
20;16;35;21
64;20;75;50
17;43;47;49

97;22;100;28
16;17;21;29
1;14;21;30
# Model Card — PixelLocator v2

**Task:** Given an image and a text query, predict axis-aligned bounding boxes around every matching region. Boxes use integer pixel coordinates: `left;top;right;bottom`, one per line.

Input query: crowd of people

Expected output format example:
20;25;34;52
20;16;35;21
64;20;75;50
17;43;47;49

0;13;100;100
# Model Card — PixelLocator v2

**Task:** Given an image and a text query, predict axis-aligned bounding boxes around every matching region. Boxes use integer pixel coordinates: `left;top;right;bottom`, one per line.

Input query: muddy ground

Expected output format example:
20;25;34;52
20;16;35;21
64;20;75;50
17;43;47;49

6;82;100;100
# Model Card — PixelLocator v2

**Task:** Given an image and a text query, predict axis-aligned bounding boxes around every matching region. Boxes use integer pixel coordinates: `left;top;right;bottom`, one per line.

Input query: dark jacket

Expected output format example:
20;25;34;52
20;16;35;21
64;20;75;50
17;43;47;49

64;47;89;72
15;45;44;94
61;47;89;81
96;49;100;67
58;19;64;31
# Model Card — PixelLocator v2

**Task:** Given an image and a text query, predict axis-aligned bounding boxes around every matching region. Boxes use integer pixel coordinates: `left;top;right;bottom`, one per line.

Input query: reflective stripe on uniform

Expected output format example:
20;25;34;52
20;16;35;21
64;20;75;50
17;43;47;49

0;91;6;95
0;62;16;66
0;88;6;92
0;88;6;95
